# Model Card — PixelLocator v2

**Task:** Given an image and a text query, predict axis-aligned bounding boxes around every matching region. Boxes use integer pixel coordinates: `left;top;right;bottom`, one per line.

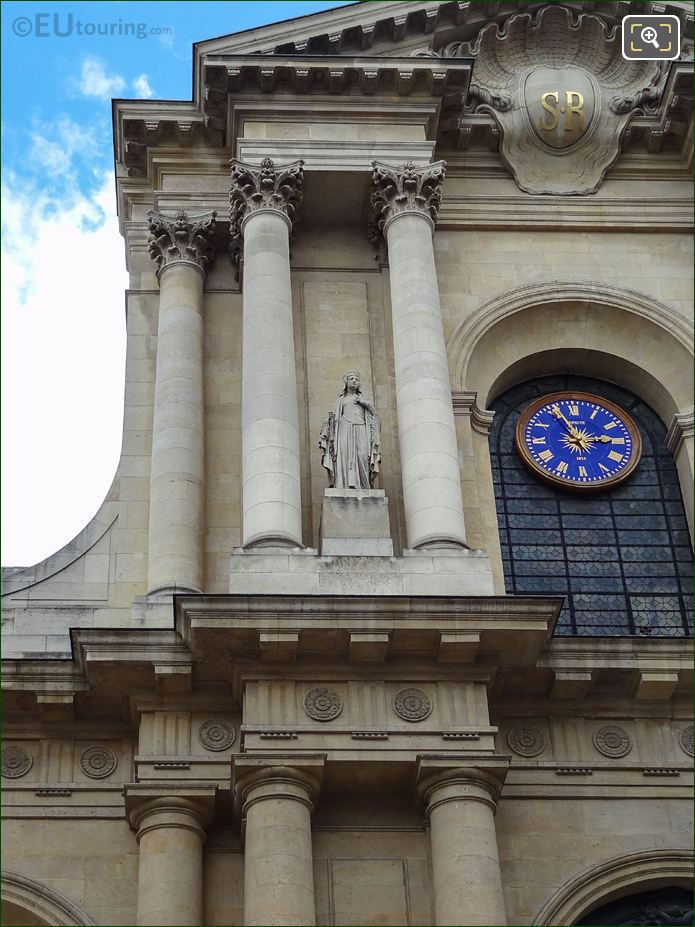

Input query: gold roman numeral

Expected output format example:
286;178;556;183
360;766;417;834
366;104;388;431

539;450;553;462
578;466;587;477
556;461;569;475
532;437;546;445
567;404;579;416
604;422;617;431
608;451;623;462
590;409;598;420
599;463;610;474
611;437;625;445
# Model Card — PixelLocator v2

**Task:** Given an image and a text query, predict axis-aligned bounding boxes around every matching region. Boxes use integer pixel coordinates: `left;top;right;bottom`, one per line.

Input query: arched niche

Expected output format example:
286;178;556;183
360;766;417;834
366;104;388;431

532;848;694;926
448;282;694;540
1;870;95;927
448;282;693;424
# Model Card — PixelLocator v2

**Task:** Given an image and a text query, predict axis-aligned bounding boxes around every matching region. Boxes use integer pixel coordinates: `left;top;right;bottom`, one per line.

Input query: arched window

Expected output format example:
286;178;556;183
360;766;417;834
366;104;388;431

575;886;693;925
490;375;692;636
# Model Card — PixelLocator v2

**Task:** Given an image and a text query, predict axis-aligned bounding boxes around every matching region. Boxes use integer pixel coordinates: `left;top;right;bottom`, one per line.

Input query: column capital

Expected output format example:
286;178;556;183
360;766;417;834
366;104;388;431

415;754;510;812
147;209;217;280
229;156;304;247
233;754;325;818
369;159;447;244
124;784;216;841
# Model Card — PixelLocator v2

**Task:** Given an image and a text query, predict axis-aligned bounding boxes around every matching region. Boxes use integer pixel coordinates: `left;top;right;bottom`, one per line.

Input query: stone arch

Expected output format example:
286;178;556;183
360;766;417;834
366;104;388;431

532;848;694;926
447;281;693;424
0;870;95;927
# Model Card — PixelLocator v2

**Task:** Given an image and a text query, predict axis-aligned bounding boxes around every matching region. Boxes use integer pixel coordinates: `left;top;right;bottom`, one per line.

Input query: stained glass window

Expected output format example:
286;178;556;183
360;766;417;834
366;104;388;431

490;376;692;637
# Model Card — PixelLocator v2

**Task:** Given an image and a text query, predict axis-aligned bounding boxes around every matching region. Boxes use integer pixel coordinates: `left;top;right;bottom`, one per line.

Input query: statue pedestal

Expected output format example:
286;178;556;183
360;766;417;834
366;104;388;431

319;489;394;557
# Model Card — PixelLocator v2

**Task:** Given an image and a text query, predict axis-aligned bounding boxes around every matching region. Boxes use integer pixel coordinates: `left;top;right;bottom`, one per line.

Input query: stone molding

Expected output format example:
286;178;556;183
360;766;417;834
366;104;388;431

1;869;96;926
451;390;496;435
665;409;694;457
532;848;695;926
229;157;304;265
415;756;510;813
147;209;217;280
124;786;216;842
233;755;326;824
369;159;446;244
448;280;694;391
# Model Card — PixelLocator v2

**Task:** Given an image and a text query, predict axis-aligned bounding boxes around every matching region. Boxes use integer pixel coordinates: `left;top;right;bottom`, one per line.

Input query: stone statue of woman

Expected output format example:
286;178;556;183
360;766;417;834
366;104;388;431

319;371;381;489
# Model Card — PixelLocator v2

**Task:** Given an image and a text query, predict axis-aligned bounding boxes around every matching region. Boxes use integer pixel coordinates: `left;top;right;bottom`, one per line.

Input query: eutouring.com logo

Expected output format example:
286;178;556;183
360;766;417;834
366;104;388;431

12;13;172;39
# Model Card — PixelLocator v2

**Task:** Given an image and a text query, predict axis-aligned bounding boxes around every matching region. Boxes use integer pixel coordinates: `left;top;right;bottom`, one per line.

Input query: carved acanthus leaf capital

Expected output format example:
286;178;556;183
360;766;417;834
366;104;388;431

229;157;304;260
147;209;217;279
369;160;446;245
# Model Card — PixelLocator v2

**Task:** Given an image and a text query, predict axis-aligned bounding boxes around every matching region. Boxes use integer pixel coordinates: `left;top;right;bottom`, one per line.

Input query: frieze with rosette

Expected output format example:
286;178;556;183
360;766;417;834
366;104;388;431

2;744;33;779
199;718;236;751
507;725;546;757
593;725;632;759
304;688;343;721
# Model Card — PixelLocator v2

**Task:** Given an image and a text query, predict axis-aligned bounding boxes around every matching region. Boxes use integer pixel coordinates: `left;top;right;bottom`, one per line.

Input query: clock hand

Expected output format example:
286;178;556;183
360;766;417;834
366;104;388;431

550;405;583;439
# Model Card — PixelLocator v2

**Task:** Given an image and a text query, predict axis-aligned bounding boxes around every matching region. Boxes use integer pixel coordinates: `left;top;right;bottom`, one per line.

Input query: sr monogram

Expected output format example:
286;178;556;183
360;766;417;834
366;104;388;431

538;91;585;133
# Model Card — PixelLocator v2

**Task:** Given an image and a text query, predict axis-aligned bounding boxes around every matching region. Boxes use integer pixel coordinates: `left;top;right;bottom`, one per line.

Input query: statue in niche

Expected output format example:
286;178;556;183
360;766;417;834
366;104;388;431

319;371;381;490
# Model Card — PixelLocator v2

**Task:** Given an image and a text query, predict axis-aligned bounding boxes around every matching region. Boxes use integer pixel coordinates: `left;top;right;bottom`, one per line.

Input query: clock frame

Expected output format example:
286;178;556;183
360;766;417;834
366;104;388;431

514;391;642;491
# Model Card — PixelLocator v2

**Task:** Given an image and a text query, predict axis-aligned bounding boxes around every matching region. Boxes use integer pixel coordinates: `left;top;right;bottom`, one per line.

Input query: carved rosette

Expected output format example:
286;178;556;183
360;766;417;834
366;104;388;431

678;724;694;758
229;157;304;263
199;719;236;751
1;745;33;779
593;725;632;758
507;725;546;757
80;744;118;779
304;687;343;722
393;688;432;722
147;209;217;279
369;160;446;245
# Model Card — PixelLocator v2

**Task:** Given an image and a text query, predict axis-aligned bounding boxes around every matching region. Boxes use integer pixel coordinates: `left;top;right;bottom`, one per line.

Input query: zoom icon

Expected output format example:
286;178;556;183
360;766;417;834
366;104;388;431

622;15;681;60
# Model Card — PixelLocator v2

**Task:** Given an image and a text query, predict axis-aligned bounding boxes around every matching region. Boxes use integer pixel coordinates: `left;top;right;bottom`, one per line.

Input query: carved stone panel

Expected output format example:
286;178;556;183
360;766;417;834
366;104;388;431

593;725;632;758
80;744;118;779
441;5;667;194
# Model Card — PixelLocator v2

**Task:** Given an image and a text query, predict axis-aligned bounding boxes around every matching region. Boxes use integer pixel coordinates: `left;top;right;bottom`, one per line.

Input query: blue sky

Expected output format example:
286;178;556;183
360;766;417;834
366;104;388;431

1;0;352;565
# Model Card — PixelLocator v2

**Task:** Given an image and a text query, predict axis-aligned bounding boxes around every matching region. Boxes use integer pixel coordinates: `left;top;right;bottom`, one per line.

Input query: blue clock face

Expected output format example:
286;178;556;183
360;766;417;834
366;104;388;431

515;392;641;490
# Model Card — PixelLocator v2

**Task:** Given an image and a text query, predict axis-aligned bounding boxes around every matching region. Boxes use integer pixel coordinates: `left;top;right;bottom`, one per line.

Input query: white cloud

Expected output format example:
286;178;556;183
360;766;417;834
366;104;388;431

1;172;128;566
29;117;101;177
77;56;126;100
132;74;155;99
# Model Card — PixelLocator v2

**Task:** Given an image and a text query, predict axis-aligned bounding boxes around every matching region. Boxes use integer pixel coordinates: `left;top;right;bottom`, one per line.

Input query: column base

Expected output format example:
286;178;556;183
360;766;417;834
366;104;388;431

242;533;305;551
146;582;203;598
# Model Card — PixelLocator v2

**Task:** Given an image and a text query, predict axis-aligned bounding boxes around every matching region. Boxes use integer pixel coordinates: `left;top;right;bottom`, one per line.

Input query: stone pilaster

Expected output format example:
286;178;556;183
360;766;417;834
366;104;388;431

229;158;305;549
370;161;467;551
234;756;323;926
417;757;509;926
126;786;216;927
146;210;217;594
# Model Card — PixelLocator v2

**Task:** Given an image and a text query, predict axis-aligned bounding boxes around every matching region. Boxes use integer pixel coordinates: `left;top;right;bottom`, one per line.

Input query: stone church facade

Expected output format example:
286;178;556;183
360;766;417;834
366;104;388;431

2;2;693;925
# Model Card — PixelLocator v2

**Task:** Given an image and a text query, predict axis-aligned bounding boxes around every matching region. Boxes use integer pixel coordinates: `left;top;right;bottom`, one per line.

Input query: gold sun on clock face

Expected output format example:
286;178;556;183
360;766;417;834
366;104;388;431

515;391;642;491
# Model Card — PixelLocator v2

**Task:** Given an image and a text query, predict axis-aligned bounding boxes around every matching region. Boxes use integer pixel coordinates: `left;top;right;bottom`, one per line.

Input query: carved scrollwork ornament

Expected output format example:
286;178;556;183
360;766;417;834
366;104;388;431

393;688;432;722
199;718;236;751
507;724;546;757
593;725;632;758
678;724;694;757
80;744;118;779
1;744;33;778
304;687;343;721
147;209;217;278
369;160;446;246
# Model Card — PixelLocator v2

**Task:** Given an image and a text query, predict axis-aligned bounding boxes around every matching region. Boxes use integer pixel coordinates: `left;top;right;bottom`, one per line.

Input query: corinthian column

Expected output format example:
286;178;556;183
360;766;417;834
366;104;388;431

230;158;304;549
146;210;217;593
371;161;467;551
